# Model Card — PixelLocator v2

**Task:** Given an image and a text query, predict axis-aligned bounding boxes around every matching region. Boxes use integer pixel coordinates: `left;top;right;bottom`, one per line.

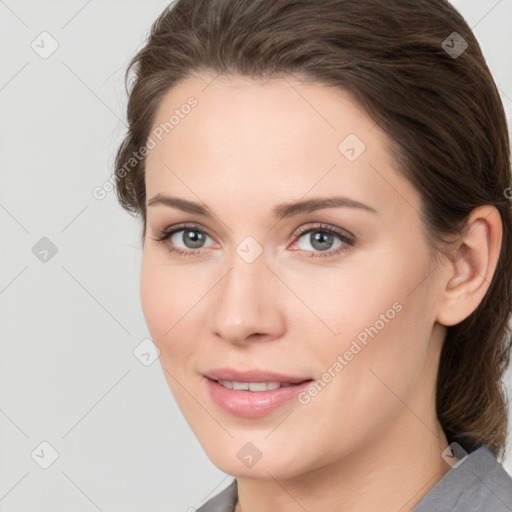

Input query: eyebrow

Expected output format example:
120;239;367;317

147;194;378;219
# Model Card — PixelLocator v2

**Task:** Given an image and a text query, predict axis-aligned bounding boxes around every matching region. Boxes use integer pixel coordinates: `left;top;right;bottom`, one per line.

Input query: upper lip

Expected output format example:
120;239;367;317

204;367;312;384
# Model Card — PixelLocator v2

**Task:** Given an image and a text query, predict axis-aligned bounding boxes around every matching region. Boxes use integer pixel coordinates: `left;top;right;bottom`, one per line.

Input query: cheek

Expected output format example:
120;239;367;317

322;255;437;411
140;253;193;354
297;245;437;394
280;251;410;344
140;255;167;339
140;250;217;378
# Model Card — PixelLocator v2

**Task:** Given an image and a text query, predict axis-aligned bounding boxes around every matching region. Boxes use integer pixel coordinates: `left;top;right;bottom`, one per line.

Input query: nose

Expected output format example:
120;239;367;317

208;250;286;345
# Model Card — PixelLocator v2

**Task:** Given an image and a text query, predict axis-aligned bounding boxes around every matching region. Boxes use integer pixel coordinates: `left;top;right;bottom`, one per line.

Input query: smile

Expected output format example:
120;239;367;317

217;380;298;391
204;376;313;418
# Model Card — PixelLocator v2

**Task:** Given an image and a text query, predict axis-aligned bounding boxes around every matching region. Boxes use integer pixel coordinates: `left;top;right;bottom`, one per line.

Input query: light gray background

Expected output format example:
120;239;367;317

1;1;511;511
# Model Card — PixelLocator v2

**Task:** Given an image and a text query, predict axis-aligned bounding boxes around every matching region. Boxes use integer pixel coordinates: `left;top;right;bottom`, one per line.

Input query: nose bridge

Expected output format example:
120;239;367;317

209;243;283;342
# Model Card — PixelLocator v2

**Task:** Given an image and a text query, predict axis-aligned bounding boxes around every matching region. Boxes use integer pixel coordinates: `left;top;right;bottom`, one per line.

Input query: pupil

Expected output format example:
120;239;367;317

184;230;204;248
311;231;333;251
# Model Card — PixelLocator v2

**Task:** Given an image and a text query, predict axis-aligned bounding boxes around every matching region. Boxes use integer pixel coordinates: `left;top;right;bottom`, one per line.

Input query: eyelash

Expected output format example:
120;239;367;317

152;222;355;259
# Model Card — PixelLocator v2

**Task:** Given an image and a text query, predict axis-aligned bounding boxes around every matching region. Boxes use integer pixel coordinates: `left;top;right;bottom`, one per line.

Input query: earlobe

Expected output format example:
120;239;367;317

436;206;502;327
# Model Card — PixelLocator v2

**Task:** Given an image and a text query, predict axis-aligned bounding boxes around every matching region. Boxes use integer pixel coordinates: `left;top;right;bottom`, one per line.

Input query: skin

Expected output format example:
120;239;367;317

140;72;502;512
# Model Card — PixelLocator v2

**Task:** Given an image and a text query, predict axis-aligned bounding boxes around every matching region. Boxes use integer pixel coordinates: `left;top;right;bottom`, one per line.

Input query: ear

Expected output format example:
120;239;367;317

436;205;503;327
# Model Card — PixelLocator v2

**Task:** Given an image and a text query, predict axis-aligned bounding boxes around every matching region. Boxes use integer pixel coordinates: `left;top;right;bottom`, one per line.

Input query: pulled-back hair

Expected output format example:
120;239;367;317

114;0;512;459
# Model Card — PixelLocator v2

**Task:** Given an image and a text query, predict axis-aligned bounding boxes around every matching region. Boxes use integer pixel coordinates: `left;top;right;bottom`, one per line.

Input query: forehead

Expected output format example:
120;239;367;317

144;73;418;218
149;72;379;144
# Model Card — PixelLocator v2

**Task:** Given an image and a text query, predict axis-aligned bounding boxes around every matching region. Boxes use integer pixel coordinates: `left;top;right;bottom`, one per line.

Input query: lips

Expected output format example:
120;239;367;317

203;367;314;418
204;378;313;418
203;367;311;384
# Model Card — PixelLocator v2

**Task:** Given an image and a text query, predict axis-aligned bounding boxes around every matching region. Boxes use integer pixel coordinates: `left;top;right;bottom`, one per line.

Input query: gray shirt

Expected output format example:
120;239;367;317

196;445;512;511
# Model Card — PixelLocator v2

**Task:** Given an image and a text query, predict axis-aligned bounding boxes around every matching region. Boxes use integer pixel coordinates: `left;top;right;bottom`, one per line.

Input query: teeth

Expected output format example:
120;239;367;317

217;380;285;391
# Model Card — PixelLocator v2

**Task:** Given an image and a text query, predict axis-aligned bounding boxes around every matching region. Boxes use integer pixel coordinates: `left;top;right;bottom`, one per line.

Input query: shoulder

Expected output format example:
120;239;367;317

196;479;238;512
412;445;512;512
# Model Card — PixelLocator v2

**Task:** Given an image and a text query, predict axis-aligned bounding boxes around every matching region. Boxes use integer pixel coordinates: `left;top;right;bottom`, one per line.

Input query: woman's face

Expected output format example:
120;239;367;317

141;73;449;478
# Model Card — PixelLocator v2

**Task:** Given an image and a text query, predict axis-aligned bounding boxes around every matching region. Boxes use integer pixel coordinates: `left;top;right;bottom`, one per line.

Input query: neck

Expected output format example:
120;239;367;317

235;415;450;512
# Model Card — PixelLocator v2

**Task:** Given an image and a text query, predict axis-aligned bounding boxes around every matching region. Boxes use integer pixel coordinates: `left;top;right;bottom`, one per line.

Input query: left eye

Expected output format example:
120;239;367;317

296;229;343;252
292;225;353;256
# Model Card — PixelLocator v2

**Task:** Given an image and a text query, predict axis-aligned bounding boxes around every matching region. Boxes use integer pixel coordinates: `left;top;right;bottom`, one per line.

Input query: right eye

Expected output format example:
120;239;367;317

152;223;216;257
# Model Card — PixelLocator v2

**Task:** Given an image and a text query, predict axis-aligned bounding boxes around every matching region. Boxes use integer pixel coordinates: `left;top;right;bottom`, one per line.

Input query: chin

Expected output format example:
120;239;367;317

198;436;310;480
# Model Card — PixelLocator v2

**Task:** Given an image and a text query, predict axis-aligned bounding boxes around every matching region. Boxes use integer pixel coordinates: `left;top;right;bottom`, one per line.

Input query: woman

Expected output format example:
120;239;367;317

114;0;512;510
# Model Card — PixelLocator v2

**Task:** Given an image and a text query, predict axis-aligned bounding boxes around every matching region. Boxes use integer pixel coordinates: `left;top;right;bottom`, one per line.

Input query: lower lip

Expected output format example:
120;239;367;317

205;377;313;418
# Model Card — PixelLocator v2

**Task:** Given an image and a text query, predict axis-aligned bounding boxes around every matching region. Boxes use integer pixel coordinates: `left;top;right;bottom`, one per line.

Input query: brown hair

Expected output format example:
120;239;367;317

114;0;512;459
